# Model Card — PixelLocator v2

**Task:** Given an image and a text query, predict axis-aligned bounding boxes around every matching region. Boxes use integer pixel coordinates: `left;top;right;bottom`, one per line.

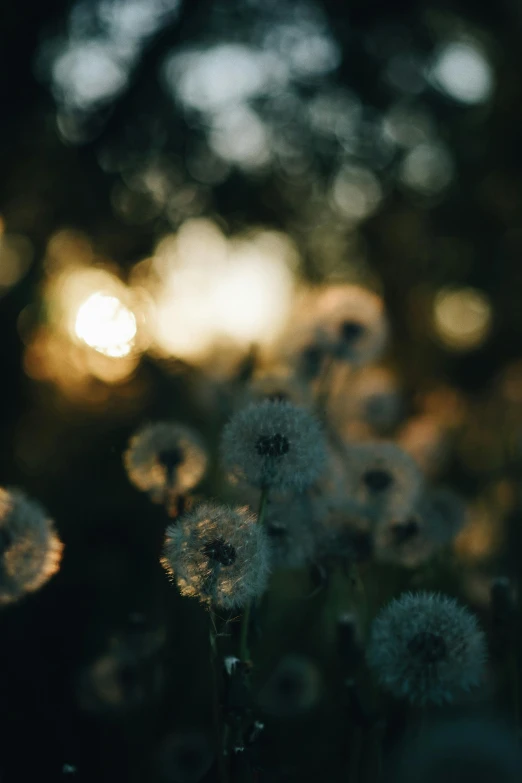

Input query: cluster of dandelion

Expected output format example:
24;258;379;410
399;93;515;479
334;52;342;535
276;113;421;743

119;283;522;782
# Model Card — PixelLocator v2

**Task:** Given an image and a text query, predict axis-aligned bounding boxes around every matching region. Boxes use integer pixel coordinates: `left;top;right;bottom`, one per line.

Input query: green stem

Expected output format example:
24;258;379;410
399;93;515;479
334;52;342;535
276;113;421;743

315;353;336;417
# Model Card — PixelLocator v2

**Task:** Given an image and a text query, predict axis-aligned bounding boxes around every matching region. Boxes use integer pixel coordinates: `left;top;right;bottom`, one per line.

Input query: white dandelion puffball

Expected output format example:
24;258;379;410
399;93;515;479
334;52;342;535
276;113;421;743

124;422;208;502
162;503;271;609
0;487;63;604
221;399;327;491
367;591;486;705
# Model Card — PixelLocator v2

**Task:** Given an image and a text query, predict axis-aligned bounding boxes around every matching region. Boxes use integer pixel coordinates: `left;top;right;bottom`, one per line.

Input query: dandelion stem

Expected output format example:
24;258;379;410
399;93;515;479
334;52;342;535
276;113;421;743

315;353;336;416
209;610;230;783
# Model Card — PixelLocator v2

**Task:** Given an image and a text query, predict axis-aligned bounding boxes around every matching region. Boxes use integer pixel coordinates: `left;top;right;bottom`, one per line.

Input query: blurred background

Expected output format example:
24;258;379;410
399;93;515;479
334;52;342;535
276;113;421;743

2;0;522;780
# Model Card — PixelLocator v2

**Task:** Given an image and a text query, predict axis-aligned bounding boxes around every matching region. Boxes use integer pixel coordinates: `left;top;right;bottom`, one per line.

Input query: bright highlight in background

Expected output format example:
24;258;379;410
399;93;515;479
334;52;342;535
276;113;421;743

75;292;137;357
150;219;297;359
430;41;493;105
434;287;492;350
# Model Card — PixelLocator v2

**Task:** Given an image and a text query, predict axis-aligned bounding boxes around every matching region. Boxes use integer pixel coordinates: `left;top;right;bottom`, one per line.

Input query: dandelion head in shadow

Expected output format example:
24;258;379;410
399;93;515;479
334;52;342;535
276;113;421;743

343;441;423;523
221;399;327;491
367;591;486;706
162;502;271;609
0;487;63;605
124;422;208;504
374;486;467;568
77;626;165;716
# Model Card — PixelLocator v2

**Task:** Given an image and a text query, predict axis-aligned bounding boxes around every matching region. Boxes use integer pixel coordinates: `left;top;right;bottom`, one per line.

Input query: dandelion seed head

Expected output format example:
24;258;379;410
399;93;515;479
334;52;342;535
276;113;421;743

375;486;467;568
162;503;271;609
0;487;63;604
77;628;165;715
327;365;403;441
221;400;327;491
367;591;487;705
124;422;208;503
344;441;423;522
312;285;389;366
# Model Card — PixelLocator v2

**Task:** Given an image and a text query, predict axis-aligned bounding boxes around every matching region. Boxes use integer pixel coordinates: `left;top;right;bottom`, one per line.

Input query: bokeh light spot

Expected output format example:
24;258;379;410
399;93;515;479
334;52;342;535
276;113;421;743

430;41;494;105
434;287;492;351
75;292;137;357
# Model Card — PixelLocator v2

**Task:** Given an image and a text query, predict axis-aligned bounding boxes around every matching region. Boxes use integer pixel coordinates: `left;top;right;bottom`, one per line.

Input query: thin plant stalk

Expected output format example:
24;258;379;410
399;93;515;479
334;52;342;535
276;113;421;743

209;609;230;783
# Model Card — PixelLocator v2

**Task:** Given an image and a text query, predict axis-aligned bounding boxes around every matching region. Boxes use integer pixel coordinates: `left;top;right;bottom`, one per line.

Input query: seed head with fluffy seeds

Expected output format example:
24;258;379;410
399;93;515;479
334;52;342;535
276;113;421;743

124;422;208;503
221;399;327;491
0;487;63;605
367;591;486;705
374;487;467;568
343;441;423;523
162;503;271;609
308;284;388;366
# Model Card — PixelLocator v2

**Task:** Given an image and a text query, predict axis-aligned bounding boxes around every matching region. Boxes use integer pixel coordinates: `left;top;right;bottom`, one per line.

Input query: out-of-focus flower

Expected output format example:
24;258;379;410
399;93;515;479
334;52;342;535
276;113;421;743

318;488;375;563
156;732;214;783
0;488;63;604
367;591;486;705
305;284;389;367
329;365;404;438
124;422;208;505
257;654;322;716
221;400;327;491
374;487;467;568
77;623;165;716
343;441;423;523
399;414;452;478
388;714;522;783
265;491;325;569
162;503;271;609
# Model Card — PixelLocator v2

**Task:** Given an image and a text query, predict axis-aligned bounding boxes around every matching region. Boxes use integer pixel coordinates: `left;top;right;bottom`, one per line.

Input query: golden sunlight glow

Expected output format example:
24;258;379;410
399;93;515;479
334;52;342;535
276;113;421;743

454;500;502;561
31;259;144;392
149;219;298;360
75;292;137;357
433;287;492;350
